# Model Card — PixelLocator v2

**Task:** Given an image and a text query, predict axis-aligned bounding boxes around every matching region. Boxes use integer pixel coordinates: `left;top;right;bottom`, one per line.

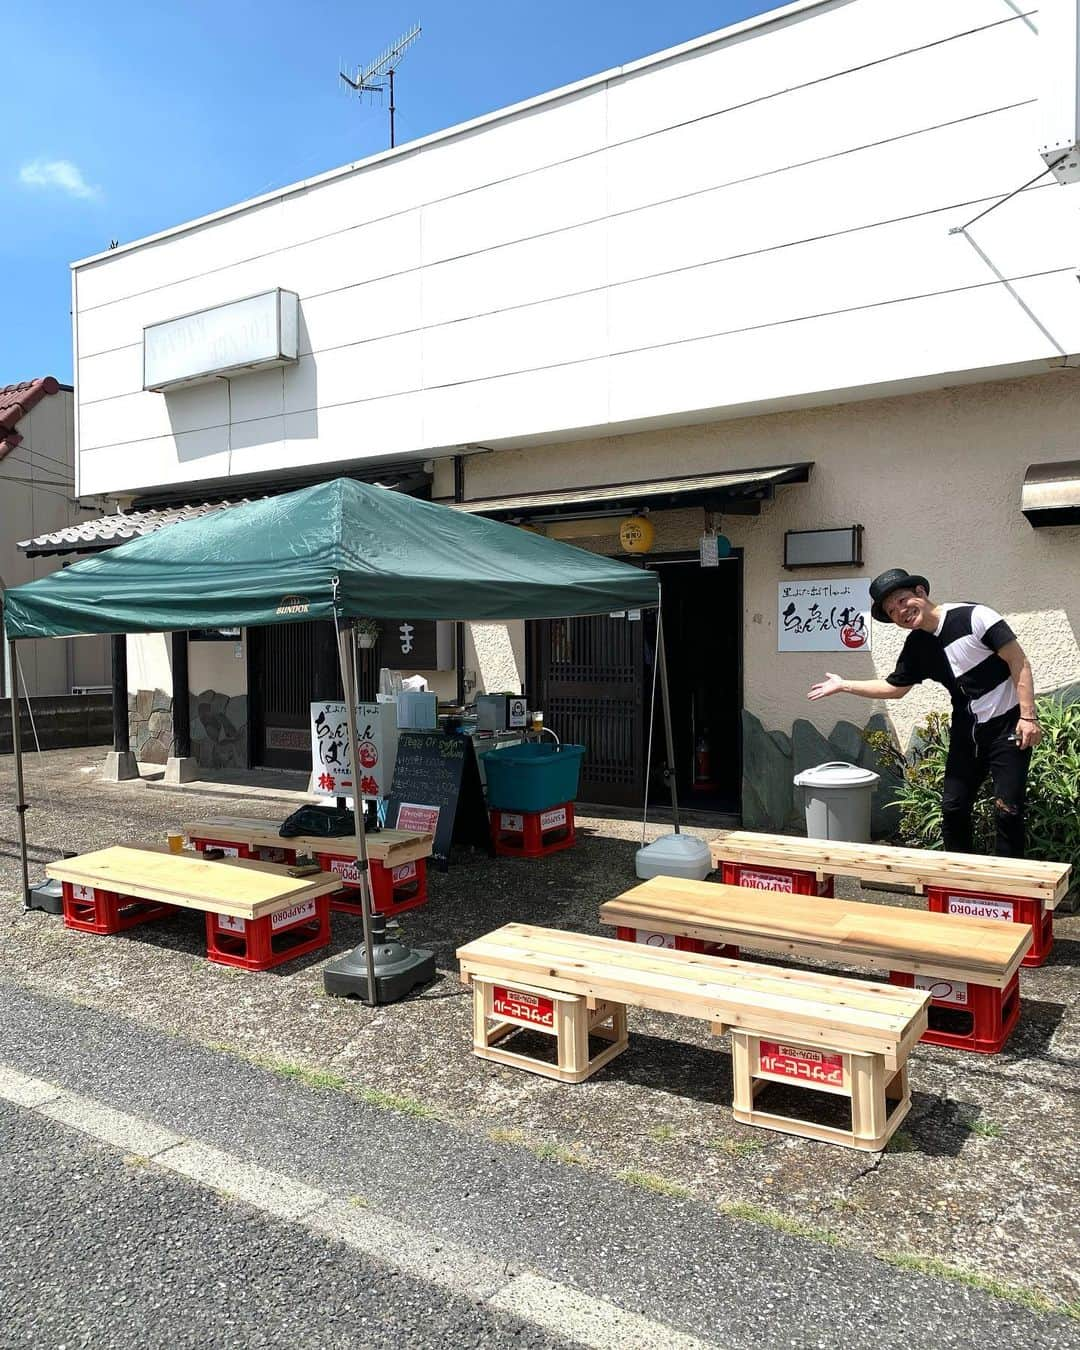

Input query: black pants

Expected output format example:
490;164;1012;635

942;712;1031;857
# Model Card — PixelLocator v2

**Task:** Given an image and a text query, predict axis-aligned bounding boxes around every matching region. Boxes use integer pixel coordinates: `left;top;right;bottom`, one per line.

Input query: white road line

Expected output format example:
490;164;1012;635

0;1064;721;1350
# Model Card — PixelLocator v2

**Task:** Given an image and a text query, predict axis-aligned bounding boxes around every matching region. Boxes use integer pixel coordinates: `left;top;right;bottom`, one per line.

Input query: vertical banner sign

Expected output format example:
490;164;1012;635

309;701;399;799
777;578;872;653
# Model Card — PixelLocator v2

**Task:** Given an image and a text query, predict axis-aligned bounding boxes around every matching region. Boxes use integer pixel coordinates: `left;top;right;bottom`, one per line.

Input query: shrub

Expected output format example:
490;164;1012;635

863;696;1080;878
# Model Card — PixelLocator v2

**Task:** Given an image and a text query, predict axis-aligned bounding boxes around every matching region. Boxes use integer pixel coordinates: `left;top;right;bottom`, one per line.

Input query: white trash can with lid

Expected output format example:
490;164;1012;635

793;761;880;843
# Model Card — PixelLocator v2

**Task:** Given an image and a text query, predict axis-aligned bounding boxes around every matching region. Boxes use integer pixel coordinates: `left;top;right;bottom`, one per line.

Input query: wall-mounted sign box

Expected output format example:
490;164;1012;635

143;289;299;393
784;525;863;570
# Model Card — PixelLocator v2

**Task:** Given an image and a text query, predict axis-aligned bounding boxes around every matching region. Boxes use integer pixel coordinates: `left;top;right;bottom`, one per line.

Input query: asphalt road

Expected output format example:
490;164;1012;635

1;980;1077;1350
0;1100;574;1350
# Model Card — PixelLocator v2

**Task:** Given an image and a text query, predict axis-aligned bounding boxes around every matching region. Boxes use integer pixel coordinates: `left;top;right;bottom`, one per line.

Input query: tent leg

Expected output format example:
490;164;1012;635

9;640;30;910
655;610;681;834
336;625;379;1006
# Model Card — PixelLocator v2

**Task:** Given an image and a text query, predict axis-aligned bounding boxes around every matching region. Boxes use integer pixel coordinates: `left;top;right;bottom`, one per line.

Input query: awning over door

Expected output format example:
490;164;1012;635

1021;459;1080;527
452;462;813;522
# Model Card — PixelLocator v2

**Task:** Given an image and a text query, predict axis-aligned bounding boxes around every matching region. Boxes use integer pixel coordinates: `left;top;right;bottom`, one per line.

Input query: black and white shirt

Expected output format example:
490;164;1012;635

886;603;1019;726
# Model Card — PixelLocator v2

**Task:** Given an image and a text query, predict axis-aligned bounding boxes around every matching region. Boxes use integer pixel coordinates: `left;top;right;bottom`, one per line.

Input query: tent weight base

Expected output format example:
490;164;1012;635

323;925;436;1004
27;878;64;915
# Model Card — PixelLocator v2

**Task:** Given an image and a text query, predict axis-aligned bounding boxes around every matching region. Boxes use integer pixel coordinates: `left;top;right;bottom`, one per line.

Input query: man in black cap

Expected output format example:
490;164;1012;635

808;569;1041;857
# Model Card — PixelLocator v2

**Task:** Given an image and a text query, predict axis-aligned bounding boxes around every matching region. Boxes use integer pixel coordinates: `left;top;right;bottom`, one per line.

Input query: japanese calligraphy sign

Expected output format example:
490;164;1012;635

309;701;399;800
777;578;872;652
758;1040;845;1089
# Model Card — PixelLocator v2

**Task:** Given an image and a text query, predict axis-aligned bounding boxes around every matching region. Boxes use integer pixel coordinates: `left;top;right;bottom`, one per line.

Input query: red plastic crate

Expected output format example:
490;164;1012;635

189;836;297;865
614;925;739;959
926;885;1051;968
61;881;175;935
204;894;331;971
312;851;428;917
489;803;576;859
720;861;834;897
889;969;1021;1054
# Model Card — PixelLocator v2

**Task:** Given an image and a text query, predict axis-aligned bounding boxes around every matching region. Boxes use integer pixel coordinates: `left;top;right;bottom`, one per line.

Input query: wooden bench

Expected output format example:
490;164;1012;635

600;876;1032;1054
47;845;342;971
458;924;929;1151
184;816;434;917
710;830;1071;968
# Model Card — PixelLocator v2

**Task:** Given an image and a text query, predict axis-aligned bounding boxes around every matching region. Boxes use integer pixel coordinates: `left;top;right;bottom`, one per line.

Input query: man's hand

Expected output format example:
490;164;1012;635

808;673;845;701
1015;716;1042;751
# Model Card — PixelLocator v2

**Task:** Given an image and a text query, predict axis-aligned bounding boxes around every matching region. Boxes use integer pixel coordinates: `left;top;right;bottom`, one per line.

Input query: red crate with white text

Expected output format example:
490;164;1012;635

888;968;1020;1054
926;885;1050;968
189;836;296;865
720;861;834;897
489;803;576;859
61;881;175;935
204;894;331;971
311;850;428;917
613;925;740;959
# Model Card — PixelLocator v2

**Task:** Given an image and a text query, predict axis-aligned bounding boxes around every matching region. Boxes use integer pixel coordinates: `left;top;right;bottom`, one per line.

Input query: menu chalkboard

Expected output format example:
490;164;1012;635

387;731;491;869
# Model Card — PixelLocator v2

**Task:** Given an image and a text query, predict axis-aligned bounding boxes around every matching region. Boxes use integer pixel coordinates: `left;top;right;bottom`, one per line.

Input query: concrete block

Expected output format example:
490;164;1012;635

164;756;199;785
101;750;140;782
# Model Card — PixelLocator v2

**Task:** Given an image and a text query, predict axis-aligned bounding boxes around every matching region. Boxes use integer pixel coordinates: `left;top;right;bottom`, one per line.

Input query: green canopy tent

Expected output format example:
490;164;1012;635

3;478;677;1003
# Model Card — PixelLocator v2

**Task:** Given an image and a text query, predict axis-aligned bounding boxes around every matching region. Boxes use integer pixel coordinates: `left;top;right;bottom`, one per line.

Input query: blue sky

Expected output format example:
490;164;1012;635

3;0;777;384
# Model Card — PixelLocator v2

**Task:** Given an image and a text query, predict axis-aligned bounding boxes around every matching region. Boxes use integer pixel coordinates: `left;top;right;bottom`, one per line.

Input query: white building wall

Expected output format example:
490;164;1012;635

73;0;1080;499
462;368;1080;747
0;388;110;696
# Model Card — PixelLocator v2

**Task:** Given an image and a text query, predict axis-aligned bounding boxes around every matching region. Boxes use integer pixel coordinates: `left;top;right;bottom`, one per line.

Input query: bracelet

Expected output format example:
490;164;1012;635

1017;716;1040;725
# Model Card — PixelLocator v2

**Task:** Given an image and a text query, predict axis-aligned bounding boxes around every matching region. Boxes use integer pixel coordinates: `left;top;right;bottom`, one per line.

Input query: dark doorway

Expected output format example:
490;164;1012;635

248;621;344;770
527;550;742;815
644;554;742;815
531;614;645;806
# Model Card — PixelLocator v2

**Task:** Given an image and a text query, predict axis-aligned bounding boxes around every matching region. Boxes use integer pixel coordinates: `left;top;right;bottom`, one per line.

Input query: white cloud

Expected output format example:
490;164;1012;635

18;159;100;201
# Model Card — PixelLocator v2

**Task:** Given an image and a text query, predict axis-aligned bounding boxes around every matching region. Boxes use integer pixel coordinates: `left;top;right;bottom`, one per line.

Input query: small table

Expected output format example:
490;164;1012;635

184;816;434;917
47;845;341;971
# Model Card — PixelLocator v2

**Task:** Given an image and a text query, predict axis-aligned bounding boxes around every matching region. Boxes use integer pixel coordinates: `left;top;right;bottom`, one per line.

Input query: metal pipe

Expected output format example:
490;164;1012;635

655;608;681;833
9;639;30;909
336;622;379;1005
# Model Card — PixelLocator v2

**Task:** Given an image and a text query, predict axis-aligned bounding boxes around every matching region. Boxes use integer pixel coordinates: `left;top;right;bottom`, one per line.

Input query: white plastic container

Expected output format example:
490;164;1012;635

635;832;713;881
396;690;438;730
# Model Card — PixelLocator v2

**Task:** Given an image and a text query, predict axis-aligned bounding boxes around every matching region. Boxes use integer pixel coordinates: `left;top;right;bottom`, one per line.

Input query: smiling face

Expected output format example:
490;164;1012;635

882;585;931;629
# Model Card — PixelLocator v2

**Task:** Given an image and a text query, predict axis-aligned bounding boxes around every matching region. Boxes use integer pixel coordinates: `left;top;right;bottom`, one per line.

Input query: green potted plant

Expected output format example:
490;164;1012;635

355;617;381;650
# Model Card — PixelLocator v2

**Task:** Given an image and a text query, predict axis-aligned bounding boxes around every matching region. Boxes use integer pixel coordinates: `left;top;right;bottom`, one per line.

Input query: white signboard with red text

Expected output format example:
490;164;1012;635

309;701;399;800
778;579;872;653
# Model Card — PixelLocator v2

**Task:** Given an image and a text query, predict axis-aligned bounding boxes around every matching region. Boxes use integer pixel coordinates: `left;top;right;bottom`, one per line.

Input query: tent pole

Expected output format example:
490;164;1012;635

336;623;379;1006
655;609;681;834
8;639;30;910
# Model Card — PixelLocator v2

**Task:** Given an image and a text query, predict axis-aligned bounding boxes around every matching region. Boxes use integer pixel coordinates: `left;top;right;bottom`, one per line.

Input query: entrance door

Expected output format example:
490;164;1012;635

644;556;742;815
249;621;343;770
528;552;742;813
532;614;645;806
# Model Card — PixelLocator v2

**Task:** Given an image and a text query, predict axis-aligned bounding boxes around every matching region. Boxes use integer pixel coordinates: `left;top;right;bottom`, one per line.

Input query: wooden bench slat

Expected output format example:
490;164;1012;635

601;877;1030;987
710;830;1070;905
47;845;341;921
458;924;928;1062
183;816;433;865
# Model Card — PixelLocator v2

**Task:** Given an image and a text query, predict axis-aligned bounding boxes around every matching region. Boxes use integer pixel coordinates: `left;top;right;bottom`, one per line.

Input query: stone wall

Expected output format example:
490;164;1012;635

742;710;903;839
128;687;248;769
128;689;174;764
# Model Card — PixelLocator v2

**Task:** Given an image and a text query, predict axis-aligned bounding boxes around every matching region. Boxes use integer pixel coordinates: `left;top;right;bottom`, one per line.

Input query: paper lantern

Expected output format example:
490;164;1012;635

619;516;655;553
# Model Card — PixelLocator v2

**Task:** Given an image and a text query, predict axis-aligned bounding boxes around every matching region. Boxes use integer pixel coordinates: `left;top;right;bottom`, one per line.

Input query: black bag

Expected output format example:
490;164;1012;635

278;801;381;838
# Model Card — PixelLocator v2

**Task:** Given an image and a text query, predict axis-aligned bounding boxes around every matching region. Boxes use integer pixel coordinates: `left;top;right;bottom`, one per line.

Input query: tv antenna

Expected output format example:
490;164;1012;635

340;23;422;149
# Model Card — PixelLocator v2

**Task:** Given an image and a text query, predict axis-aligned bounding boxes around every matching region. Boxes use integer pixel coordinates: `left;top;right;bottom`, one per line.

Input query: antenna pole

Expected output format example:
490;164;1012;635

389;66;396;148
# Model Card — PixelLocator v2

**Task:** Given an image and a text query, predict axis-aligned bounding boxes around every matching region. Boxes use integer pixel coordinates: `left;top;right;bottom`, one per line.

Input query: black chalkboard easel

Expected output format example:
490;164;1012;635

387;731;492;871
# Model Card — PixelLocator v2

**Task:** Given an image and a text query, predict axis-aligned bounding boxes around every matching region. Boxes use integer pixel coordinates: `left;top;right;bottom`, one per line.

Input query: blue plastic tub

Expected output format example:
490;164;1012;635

481;742;586;812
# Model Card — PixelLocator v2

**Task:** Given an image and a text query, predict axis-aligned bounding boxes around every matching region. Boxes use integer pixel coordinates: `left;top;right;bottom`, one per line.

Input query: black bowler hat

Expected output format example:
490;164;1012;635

870;568;930;623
